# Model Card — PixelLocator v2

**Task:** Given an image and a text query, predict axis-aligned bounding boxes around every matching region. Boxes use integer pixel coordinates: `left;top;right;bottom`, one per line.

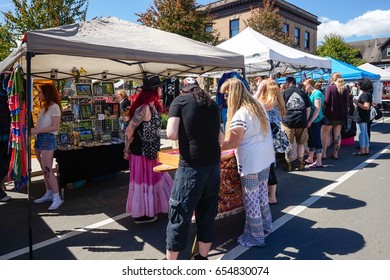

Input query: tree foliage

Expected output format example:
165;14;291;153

0;0;88;59
245;0;294;46
0;23;16;61
137;0;219;44
316;33;365;66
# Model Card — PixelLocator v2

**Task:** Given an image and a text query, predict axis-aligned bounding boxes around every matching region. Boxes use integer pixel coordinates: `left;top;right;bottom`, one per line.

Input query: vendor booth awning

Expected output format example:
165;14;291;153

0;17;244;80
276;57;382;103
216;27;331;75
358;63;390;81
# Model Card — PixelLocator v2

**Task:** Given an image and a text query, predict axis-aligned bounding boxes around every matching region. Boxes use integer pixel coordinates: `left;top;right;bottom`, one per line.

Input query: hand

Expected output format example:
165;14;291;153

31;127;38;135
123;152;129;160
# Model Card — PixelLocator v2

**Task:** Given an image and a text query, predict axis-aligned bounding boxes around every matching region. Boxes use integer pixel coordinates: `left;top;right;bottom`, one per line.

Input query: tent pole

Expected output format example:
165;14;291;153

26;51;33;260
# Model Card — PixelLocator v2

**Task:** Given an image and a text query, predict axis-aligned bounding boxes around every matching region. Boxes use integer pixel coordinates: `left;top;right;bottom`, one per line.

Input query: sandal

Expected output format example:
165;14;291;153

306;163;324;168
353;152;365;156
304;159;314;165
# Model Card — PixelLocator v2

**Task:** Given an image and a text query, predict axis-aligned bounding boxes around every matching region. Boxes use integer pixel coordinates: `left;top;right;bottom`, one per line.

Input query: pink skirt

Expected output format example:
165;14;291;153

126;154;173;218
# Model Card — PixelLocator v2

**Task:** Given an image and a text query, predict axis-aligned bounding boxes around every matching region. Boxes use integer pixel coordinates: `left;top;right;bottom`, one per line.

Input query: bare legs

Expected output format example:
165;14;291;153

321;124;342;159
35;149;59;194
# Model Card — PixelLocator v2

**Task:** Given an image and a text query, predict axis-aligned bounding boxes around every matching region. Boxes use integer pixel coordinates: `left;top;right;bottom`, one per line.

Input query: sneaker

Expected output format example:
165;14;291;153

34;193;53;203
283;162;292;172
0;195;11;202
134;216;158;224
297;160;305;171
48;198;63;210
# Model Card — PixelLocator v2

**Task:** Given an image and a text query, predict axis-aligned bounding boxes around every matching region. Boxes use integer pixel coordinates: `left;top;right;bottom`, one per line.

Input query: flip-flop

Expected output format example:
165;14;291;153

304;159;314;164
307;163;324;168
353;152;365;156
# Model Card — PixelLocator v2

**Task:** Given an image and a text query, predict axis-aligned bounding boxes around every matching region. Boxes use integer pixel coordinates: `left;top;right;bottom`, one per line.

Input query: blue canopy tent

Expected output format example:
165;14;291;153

277;58;382;102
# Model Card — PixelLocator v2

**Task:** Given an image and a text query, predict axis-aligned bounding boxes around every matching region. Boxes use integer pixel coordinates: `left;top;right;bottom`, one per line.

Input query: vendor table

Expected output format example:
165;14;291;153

54;143;128;189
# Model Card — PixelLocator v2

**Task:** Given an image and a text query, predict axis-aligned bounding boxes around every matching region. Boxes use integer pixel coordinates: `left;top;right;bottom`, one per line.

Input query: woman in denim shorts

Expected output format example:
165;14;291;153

31;84;62;211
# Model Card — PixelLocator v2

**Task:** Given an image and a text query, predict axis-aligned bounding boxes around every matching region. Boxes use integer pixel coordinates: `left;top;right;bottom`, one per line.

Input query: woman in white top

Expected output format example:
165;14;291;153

220;77;274;247
31;84;62;211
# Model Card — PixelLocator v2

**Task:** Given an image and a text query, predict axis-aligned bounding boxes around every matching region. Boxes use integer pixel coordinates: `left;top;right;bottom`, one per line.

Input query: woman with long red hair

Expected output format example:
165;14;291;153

32;83;62;210
124;75;173;224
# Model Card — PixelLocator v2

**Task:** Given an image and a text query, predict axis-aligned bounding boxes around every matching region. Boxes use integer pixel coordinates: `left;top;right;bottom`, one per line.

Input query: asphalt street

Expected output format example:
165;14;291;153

1;117;390;260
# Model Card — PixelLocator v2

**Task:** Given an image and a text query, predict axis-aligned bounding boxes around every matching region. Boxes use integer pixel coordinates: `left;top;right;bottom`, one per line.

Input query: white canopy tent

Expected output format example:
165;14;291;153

216;27;331;76
0;18;244;259
0;17;244;80
358;63;390;81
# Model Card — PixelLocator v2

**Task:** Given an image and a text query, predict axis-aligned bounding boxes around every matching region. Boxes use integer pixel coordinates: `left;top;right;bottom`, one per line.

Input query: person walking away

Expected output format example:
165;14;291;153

321;72;349;159
124;75;173;224
257;78;286;204
303;79;325;168
32;84;62;210
281;77;311;171
220;77;274;247
352;78;373;156
165;77;221;260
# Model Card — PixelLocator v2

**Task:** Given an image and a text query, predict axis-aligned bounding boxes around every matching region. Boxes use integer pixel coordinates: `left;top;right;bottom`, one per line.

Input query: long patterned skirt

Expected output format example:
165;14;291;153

238;167;272;247
126;154;173;218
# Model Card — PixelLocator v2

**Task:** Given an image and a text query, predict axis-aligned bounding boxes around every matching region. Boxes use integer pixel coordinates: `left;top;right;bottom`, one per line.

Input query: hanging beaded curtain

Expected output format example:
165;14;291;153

7;66;27;190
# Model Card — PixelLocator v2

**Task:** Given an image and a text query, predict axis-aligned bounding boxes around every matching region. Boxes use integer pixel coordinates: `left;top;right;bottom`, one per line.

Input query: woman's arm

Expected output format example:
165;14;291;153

308;98;321;126
220;127;244;150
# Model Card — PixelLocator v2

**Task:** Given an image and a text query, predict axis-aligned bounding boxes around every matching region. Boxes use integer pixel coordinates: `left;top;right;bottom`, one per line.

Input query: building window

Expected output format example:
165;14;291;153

304;31;310;49
387;48;390;57
206;25;213;33
294;27;300;47
230;19;239;38
283;23;289;34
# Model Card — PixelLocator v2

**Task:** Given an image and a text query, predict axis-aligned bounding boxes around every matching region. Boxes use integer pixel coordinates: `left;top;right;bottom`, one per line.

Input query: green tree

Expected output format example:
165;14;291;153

316;33;365;66
137;0;219;44
0;23;17;61
245;0;294;46
0;0;88;58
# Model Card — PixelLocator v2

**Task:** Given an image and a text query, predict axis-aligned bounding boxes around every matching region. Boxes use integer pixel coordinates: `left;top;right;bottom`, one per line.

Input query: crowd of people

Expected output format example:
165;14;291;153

1;71;376;260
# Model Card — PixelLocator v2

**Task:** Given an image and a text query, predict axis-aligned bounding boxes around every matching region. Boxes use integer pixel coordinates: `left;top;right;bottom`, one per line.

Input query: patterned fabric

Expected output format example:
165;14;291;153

7;67;27;190
136;105;161;160
238;167;272;247
218;156;243;214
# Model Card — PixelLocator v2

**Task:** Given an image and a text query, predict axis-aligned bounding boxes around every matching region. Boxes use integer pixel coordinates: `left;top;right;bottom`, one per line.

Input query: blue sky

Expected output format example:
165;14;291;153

1;0;389;43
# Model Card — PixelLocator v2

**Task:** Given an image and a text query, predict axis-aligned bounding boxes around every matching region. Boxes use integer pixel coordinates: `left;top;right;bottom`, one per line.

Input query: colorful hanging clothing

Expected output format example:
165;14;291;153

7;67;27;190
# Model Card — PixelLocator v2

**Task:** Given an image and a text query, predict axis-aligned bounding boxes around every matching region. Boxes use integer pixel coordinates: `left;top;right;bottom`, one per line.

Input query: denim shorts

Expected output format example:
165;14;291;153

166;163;220;252
34;133;57;150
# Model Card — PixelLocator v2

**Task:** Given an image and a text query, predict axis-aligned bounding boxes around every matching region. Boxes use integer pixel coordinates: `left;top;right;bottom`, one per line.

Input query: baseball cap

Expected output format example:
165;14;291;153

179;77;199;92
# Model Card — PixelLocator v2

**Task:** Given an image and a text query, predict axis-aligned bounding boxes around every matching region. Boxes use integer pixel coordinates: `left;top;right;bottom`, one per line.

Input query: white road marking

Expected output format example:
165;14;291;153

0;213;131;260
2;133;389;260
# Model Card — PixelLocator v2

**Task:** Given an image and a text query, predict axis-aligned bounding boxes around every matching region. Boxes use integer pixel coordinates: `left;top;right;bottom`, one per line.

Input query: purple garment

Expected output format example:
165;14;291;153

324;84;349;121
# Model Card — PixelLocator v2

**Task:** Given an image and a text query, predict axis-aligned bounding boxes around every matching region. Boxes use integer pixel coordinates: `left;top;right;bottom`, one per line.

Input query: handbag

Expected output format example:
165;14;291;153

370;105;382;120
270;122;291;153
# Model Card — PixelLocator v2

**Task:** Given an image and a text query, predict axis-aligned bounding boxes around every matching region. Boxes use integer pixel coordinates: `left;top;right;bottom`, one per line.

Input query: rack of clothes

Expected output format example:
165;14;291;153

1;66;28;190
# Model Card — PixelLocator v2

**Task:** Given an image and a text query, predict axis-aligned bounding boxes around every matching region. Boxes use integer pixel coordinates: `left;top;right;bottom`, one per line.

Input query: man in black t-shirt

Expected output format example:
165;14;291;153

281;77;311;171
165;77;221;260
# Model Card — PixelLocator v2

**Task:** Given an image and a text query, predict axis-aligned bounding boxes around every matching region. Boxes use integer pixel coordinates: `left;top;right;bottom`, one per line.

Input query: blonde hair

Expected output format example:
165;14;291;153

258;78;286;117
221;77;269;136
331;72;346;95
117;89;128;99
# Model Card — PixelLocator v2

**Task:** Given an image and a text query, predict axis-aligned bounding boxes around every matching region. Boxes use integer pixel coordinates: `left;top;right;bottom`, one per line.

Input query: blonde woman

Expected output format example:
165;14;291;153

321;72;350;159
220;77;274;247
257;78;286;205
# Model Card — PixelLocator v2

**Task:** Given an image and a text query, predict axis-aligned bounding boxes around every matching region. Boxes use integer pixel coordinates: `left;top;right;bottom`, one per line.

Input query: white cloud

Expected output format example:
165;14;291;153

318;9;390;42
